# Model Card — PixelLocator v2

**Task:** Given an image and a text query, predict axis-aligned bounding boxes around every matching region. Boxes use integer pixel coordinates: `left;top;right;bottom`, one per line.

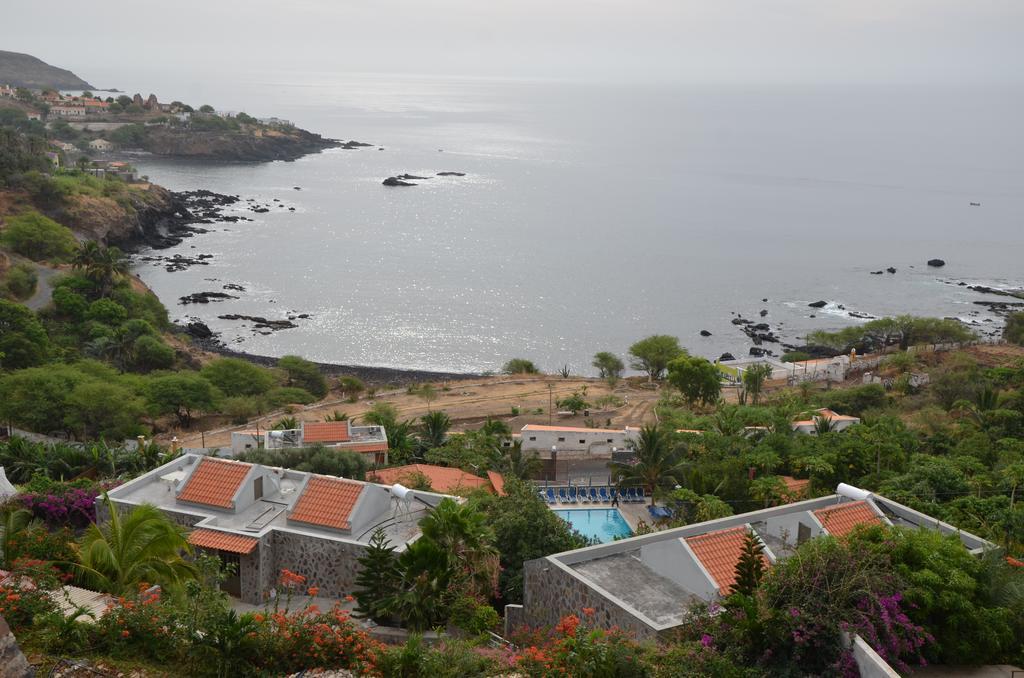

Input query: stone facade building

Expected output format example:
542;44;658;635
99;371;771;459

107;454;451;603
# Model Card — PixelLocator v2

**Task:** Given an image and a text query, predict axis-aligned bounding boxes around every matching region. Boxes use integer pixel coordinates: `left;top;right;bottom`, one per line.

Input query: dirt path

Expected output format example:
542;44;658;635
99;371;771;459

23;262;62;311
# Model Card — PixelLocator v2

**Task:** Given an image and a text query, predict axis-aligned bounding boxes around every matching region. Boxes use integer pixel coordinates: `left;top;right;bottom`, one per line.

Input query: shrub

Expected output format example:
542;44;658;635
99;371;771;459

278;355;327;398
19;484;99;529
130;334;175;372
2;262;37;300
0;211;78;261
201;357;278;397
85;298;128;325
781;351;812;363
264;386;316;407
503;358;539;375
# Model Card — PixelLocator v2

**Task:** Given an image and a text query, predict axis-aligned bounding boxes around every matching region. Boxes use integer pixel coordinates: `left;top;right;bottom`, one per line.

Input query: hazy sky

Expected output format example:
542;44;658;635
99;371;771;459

3;0;1023;84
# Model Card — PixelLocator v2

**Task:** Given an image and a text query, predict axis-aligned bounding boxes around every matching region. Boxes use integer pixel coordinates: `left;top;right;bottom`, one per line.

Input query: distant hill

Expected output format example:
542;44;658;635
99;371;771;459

0;50;93;90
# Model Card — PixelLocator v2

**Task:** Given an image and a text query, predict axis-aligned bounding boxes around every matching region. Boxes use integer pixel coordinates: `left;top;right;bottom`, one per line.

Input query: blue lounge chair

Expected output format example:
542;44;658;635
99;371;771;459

598;487;610;503
546;488;557;504
628;488;640;503
588;487;599;503
558;487;569;503
568;486;578;504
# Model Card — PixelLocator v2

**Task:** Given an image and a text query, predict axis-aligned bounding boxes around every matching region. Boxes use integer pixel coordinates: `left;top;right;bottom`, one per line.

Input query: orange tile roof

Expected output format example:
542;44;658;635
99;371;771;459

177;458;251;508
288;476;364;531
487;470;506;496
780;476;810;498
188;529;258;554
369;464;490;494
303;421;351;443
813;500;881;537
686;526;766;593
522;425;631;434
342;442;389;453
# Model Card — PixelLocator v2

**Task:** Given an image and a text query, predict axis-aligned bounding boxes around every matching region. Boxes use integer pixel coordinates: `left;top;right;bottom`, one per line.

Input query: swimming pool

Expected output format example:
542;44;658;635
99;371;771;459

555;508;633;543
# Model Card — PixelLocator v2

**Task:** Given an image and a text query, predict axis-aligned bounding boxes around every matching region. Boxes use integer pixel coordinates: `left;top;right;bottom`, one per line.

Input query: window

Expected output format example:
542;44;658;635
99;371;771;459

606;438;613;443
558;437;565;442
529;436;537;441
253;476;263;500
579;439;586;444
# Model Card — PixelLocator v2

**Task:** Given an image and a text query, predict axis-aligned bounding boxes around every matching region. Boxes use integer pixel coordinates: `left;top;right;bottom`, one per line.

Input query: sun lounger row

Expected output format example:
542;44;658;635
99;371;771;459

538;487;645;504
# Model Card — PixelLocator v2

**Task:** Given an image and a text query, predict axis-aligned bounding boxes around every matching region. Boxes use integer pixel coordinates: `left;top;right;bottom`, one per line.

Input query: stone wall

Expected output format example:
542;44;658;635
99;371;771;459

269;531;369;601
514;557;660;641
0;615;32;678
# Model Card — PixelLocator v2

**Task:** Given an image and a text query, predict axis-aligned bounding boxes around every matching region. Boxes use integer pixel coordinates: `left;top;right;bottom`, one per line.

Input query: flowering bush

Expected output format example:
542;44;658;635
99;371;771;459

93;585;183;663
4;525;77;567
510;610;650;677
0;566;59;630
248;604;382;675
18;484;99;528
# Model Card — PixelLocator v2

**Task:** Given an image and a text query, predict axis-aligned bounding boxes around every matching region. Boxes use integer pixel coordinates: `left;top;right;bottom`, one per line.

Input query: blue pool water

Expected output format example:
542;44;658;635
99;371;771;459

555;509;633;543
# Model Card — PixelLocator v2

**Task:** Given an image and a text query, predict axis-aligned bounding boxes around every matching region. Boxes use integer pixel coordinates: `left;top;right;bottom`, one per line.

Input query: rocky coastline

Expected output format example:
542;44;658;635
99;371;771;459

125;126;349;162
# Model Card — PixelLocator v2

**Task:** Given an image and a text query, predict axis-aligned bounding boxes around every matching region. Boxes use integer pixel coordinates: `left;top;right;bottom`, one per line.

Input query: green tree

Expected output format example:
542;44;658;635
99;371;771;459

0;363;86;434
749;475;786;507
415;383;439;411
2;262;38;300
629;334;684;382
667;355;722;406
146;373;221;427
74;495;196;596
72;242;129;297
556;391;590;415
352;528;400;624
500;440;542;480
730;531;767;596
200;358;277;397
1004;312;1024;346
65;380;145;440
0;211;77;261
418;498;498;599
592;351;625;385
474;477;586;602
419;410;452;450
337;375;364;401
611;425;688;505
277;355;327;398
742;363;773;406
0;300;49;369
502;358;539;375
0;508;33;569
130;335;175;372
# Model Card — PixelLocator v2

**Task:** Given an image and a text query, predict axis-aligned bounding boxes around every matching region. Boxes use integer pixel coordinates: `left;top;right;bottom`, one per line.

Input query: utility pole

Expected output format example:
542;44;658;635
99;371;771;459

548;383;554;425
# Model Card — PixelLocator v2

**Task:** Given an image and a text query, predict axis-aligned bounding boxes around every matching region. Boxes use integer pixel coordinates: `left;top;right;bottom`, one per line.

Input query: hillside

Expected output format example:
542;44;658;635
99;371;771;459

0;50;93;90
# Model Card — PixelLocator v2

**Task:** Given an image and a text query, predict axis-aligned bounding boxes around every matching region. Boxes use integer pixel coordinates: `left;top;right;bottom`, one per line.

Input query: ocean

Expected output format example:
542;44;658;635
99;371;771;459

89;70;1024;373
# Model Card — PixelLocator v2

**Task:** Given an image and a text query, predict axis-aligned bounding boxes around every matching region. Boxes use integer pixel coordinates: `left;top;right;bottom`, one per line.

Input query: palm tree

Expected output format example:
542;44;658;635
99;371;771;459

418;498;498;597
418;410;451;450
501;440;541;480
610;425;689;506
812;414;836;435
73;242;129;297
0;508;34;569
73;494;196;596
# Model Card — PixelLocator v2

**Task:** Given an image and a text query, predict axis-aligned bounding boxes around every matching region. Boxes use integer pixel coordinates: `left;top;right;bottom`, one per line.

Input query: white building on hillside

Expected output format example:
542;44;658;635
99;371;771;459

519;424;641;457
791;408;860;434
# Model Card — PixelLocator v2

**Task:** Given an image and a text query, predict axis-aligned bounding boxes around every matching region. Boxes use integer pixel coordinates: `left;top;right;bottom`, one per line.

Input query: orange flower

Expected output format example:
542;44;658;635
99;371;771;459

344;594;355;602
121;630;130;638
307;586;319;597
582;607;595;617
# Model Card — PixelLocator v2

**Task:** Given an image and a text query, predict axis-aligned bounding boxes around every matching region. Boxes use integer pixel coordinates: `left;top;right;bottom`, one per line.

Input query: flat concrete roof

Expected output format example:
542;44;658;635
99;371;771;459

571;551;699;627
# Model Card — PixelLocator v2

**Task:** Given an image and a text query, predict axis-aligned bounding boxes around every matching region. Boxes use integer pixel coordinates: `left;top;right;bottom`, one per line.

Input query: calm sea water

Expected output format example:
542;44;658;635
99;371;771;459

95;70;1024;372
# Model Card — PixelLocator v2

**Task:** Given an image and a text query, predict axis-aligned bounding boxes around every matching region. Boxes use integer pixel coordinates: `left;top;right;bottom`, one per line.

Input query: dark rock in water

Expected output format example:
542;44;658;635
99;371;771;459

294;186;302;190
252;207;270;213
700;330;712;337
437;171;466;176
927;259;946;267
341;140;373;149
749;347;769;357
731;318;751;325
759;309;768;317
870;271;884;275
762;298;768;302
808;300;828;308
179;291;239;305
751;323;770;331
222;283;246;292
185;321;213;339
396;173;430;180
383;177;416;186
887;267;897;274
217;314;299;331
719;352;736;362
809;314;816;318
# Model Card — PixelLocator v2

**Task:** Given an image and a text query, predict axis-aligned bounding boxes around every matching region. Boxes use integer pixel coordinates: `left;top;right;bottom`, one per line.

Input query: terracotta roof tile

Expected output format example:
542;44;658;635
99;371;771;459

289;476;364;531
303;421;351;443
685;526;766;593
780;476;810;501
177;458;251;508
813;500;881;537
369;464;489;494
342;442;389;453
188;529;258;554
487;470;506;496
